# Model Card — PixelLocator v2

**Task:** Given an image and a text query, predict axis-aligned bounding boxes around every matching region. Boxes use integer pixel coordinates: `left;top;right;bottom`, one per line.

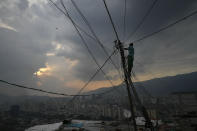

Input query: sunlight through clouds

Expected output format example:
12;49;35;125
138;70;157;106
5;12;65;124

52;41;72;52
34;63;53;77
46;52;55;56
28;0;48;7
0;21;17;32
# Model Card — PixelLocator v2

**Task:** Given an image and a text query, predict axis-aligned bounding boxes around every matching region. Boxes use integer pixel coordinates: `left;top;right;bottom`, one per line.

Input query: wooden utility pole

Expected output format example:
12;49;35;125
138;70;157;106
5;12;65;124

115;40;137;131
128;78;154;130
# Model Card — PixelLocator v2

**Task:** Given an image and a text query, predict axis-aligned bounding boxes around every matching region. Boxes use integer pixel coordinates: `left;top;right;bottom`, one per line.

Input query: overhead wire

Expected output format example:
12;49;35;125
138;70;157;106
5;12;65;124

70;0;122;81
102;0;124;79
68;49;118;103
59;0;121;99
125;0;159;42
131;9;197;43
0;80;87;97
47;0;125;100
123;0;127;41
48;0;112;52
102;0;120;41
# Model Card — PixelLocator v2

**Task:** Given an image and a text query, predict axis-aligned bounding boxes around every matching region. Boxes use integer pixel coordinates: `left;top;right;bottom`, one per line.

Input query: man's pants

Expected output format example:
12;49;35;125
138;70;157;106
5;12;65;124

128;56;134;76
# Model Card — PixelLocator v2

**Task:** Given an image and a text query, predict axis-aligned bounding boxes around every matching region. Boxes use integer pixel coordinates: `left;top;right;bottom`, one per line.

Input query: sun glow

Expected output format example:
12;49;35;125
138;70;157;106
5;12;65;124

34;63;53;77
0;22;17;32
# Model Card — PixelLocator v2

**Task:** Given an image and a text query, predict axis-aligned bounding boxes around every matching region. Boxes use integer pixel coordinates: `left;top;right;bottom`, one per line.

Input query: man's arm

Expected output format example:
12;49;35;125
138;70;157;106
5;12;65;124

124;48;128;50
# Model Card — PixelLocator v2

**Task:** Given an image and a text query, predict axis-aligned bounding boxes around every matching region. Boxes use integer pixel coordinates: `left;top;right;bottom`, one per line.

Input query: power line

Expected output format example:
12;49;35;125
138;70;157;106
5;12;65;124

48;0;112;52
0;77;122;98
49;0;119;74
48;0;95;40
67;49;118;103
102;0;120;41
73;50;117;95
0;80;87;97
132;9;197;43
59;0;119;97
125;0;159;42
123;0;127;41
48;0;124;102
70;0;122;80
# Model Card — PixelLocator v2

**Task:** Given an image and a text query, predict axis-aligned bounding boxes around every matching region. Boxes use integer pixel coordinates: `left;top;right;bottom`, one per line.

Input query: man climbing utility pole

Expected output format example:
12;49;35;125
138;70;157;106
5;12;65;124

124;43;134;77
115;40;137;131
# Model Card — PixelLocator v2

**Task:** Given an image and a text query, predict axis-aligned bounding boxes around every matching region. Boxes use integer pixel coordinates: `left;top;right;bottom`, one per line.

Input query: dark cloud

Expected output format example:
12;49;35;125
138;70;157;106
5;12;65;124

17;0;29;11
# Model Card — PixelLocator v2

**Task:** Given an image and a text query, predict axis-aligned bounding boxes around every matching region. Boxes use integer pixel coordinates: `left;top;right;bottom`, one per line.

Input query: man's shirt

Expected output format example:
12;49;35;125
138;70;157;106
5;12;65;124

128;46;134;58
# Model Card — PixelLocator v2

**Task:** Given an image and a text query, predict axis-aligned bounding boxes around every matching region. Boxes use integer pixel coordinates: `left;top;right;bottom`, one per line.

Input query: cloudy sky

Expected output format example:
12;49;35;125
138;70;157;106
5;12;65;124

0;0;197;96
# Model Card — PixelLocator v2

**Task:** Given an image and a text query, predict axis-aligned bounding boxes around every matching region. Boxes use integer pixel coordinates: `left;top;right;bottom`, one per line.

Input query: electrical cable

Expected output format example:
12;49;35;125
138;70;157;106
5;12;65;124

0;80;87;97
102;0;120;41
123;0;127;41
125;0;159;42
60;0;120;99
70;0;122;80
48;0;125;100
131;9;197;43
48;0;112;52
67;49;118;103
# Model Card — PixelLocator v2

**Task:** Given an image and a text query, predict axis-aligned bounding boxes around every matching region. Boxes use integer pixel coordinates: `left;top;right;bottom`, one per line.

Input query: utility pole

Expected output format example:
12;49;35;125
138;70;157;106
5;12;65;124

115;40;137;131
128;78;154;130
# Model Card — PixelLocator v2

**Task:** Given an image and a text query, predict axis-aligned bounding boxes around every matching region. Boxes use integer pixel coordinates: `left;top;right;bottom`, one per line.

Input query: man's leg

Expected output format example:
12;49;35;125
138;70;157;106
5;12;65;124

128;56;133;77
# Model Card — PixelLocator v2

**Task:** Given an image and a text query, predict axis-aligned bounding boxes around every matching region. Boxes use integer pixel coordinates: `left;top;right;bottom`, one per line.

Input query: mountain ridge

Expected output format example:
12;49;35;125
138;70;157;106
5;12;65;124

85;71;197;97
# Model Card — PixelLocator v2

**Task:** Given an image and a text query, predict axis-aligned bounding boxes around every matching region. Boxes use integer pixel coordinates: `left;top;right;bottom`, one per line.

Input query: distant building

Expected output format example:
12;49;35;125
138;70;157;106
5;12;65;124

9;105;20;116
171;91;197;113
171;92;197;130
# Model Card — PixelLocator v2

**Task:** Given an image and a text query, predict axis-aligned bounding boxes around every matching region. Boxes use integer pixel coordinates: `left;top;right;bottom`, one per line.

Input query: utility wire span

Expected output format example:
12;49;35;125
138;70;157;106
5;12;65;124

73;50;117;95
48;0;95;41
0;80;87;97
60;0;120;103
48;0;123;99
59;0;118;96
48;0;112;52
123;0;127;41
132;9;197;43
70;0;122;80
102;0;120;41
68;49;118;103
125;0;159;42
